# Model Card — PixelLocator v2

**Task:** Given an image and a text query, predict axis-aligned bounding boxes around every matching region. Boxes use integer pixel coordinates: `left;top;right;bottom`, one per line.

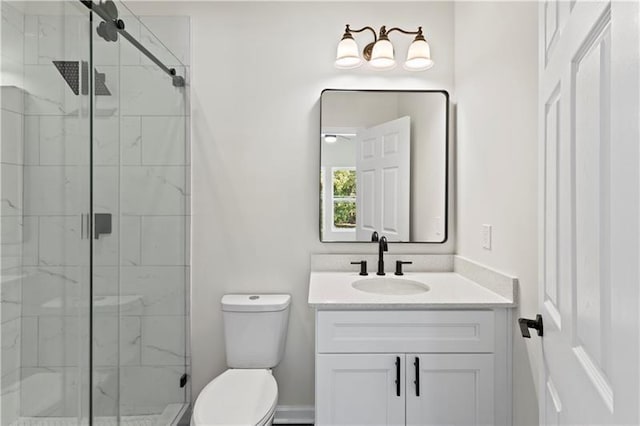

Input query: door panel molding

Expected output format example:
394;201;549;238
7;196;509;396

539;0;639;423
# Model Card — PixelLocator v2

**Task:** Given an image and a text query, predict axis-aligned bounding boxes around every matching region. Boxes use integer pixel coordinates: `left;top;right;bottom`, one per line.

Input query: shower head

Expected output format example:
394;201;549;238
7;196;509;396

53;61;80;95
53;61;111;96
94;70;111;96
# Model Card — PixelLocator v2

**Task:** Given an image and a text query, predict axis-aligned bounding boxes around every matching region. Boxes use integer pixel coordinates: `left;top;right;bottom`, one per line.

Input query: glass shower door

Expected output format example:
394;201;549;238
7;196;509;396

1;1;189;424
1;1;93;424
91;1;189;423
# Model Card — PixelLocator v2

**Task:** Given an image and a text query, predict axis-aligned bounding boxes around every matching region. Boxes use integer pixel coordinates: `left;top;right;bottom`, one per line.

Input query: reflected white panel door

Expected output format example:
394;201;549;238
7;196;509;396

406;354;494;426
539;1;639;424
315;354;405;426
355;116;410;241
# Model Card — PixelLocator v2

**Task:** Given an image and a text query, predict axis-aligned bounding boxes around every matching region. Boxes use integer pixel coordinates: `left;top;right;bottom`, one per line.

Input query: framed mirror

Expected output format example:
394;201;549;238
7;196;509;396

320;89;449;243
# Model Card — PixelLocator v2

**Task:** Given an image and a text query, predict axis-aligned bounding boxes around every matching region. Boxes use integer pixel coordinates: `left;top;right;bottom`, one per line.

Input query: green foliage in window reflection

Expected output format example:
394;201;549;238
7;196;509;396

334;201;356;228
333;170;356;197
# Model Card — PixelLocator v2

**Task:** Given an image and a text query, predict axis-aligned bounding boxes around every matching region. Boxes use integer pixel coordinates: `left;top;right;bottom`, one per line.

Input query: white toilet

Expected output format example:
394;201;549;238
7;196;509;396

191;294;291;426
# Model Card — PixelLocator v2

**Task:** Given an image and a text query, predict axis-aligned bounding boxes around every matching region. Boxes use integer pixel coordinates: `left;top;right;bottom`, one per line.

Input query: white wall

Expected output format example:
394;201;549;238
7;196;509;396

454;2;539;425
131;0;456;409
397;93;447;241
321;91;398;129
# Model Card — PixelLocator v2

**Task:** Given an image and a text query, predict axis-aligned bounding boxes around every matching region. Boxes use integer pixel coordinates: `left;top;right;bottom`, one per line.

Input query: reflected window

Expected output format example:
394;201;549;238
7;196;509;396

332;168;356;229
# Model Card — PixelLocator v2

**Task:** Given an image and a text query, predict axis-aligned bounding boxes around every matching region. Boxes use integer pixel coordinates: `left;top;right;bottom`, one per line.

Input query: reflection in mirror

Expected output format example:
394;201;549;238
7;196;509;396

320;90;448;243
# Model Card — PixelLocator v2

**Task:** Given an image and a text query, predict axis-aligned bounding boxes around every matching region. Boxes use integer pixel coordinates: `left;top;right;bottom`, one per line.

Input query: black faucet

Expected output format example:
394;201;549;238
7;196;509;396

377;236;388;276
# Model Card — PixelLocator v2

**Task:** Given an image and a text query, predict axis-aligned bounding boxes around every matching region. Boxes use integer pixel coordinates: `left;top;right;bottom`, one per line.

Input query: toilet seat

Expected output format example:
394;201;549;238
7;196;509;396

192;369;278;426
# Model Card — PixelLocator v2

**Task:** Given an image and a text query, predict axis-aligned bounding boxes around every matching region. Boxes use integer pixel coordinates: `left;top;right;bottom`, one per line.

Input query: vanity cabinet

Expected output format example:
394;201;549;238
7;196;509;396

316;354;406;425
406;354;494;425
314;309;512;426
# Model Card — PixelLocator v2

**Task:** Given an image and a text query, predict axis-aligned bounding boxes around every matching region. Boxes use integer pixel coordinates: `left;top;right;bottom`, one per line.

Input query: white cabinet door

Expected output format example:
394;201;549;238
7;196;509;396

316;354;405;426
406;354;494;426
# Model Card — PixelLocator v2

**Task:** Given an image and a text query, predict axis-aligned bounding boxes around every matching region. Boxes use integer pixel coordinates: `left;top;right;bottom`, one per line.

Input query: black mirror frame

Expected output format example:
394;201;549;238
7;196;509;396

319;88;450;244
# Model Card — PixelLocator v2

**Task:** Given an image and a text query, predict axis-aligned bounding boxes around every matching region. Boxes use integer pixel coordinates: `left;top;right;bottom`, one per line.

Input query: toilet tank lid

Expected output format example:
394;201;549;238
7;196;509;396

222;294;291;312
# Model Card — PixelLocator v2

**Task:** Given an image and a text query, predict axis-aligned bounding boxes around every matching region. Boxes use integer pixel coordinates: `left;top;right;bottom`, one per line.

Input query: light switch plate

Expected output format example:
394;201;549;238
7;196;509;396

482;224;492;250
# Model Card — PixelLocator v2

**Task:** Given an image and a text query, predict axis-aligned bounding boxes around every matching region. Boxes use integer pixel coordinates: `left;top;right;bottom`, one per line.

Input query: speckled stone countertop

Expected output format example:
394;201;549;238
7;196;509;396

308;254;518;310
308;271;516;309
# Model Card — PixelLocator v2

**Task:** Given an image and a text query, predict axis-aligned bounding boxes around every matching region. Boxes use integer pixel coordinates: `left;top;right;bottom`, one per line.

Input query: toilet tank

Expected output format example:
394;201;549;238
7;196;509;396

221;294;291;369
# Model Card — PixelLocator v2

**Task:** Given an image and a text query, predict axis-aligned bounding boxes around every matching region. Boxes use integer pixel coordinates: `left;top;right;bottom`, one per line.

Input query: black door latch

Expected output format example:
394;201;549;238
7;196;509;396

518;314;543;338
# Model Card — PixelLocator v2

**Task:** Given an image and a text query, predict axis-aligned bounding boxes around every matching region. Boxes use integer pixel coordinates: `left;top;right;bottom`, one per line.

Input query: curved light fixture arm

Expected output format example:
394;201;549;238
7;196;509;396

385;26;423;37
346;25;378;41
343;24;378;61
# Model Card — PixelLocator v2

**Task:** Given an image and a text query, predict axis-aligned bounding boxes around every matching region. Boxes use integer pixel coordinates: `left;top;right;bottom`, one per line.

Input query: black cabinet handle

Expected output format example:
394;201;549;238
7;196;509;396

519;314;544;338
395;356;401;397
413;357;420;396
395;261;413;276
350;261;368;276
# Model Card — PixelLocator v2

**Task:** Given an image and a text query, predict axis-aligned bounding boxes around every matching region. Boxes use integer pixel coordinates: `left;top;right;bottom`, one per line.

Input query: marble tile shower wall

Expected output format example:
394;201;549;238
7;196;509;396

13;12;191;418
2;3;26;425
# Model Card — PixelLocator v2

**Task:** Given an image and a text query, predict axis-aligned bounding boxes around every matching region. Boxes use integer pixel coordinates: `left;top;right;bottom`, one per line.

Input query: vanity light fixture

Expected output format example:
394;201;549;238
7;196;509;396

324;135;338;143
335;24;434;71
322;133;357;144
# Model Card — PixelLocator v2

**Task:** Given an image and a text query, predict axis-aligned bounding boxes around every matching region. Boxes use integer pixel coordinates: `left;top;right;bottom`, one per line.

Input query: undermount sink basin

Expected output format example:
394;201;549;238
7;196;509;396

352;277;430;295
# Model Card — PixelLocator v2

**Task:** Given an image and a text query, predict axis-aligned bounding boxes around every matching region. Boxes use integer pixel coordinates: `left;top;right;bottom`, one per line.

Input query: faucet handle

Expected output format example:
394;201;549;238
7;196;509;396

371;231;379;242
351;261;368;276
395;261;413;276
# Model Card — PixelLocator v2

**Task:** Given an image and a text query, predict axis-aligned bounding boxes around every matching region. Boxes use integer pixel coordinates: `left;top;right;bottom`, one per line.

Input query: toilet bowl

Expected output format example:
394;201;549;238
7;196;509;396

191;369;278;426
191;294;291;426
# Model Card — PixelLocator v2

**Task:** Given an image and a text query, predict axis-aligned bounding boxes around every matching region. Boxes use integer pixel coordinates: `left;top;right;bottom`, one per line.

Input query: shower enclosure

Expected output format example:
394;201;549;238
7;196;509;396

1;0;190;424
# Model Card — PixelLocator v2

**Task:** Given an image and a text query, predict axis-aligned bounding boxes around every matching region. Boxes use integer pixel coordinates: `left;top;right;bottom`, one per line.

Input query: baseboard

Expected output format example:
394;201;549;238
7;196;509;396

274;405;315;424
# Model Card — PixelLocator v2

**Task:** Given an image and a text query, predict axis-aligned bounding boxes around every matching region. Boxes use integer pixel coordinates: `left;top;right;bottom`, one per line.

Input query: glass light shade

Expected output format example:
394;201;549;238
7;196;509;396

369;39;396;70
404;39;434;71
335;38;362;69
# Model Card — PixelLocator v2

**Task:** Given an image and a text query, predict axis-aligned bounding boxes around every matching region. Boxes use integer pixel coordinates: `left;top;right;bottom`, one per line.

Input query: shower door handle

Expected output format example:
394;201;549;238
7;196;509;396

81;213;91;240
94;213;112;239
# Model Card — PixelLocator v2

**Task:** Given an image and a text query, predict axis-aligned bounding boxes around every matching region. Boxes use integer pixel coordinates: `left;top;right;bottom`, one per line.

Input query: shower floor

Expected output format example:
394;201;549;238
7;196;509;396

11;403;187;426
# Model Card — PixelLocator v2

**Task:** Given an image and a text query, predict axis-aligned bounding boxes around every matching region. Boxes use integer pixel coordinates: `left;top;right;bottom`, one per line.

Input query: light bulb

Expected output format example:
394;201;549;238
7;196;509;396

404;38;433;71
335;37;362;69
369;38;395;70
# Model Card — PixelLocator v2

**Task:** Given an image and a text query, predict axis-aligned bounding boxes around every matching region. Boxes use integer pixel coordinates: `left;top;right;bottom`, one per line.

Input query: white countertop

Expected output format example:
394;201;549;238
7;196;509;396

308;271;516;309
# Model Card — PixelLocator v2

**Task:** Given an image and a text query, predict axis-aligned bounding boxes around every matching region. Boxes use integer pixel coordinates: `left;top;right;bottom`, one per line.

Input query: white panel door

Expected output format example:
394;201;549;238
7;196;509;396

406;354;494;426
315;354;405;426
355;116;410;241
538;1;639;424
